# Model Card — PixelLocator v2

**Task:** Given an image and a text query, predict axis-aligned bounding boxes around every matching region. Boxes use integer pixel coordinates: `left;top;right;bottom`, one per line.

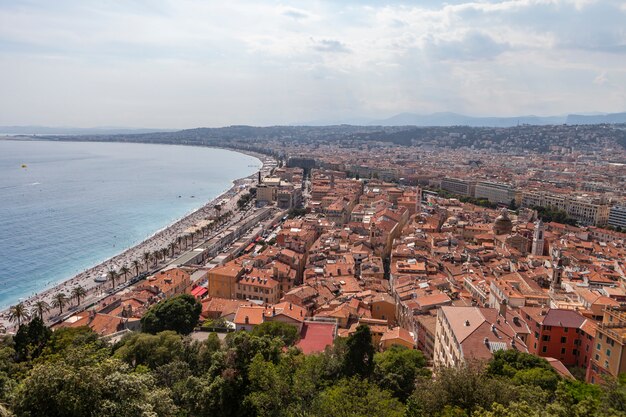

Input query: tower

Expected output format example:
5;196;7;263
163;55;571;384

416;186;422;213
531;219;544;256
550;248;564;293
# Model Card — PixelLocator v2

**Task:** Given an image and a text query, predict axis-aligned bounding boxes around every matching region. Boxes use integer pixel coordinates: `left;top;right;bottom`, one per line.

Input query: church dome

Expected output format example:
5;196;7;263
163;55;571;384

493;209;513;235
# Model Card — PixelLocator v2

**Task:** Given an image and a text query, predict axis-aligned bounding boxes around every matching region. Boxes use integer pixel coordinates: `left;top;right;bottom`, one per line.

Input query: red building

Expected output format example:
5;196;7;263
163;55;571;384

521;307;595;368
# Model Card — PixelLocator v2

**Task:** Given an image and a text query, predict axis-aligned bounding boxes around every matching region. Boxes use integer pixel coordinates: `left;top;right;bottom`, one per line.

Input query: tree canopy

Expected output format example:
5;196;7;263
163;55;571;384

140;294;202;335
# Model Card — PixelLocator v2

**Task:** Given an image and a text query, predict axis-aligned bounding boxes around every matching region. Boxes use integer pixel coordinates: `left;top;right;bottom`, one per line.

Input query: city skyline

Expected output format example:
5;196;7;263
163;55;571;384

1;0;625;128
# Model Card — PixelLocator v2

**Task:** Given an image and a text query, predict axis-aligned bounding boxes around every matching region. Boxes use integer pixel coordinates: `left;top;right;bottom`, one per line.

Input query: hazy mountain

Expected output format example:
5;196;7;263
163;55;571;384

566;112;626;125
369;112;566;127
0;126;175;135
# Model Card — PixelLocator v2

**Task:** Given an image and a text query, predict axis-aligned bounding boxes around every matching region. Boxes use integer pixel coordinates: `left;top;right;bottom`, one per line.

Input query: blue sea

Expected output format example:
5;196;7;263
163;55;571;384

0;140;260;309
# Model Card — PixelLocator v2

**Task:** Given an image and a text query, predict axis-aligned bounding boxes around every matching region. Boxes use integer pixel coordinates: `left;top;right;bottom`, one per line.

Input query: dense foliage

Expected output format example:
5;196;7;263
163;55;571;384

0;320;623;417
140;294;202;335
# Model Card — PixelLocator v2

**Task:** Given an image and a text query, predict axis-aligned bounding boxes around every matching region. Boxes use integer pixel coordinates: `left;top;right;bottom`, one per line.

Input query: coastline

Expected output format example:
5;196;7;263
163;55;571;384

0;142;272;329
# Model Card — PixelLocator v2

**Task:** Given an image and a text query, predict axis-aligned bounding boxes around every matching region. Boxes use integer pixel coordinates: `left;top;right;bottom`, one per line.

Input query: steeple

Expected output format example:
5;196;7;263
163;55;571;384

531;219;544;256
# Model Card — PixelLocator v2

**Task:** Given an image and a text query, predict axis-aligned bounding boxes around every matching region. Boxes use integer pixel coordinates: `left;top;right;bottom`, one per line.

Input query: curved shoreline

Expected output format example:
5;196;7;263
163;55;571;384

0;142;271;328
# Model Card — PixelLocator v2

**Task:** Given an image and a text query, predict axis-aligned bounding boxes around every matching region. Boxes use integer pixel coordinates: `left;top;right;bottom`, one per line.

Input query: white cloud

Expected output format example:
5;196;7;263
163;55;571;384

0;0;625;127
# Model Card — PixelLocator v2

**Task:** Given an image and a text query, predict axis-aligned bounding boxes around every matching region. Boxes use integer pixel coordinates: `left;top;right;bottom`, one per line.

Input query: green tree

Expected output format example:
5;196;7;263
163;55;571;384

31;300;50;320
51;292;68;315
243;353;292;417
131;259;141;276
373;345;430;401
8;304;28;327
12;358;178;417
310;377;404;417
119;265;131;282
107;269;119;289
488;350;555;377
343;324;375;378
13;316;51;362
70;285;87;306
115;331;184;369
140;294;202;335
409;361;519;416
252;321;300;346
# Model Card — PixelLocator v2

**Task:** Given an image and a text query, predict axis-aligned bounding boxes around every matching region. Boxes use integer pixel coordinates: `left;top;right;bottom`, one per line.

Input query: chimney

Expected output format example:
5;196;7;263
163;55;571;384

465;320;470;326
484;337;489;346
289;303;293;310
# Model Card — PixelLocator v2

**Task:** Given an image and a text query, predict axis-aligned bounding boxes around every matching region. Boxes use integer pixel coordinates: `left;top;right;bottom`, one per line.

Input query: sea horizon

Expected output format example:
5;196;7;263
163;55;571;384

0;140;261;309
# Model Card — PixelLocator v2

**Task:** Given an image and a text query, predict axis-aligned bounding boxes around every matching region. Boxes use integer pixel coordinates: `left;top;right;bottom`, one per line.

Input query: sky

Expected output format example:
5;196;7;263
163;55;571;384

0;0;625;128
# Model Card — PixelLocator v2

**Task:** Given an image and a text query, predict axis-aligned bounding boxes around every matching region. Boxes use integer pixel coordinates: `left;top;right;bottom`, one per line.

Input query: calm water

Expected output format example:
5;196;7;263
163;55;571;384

0;140;260;308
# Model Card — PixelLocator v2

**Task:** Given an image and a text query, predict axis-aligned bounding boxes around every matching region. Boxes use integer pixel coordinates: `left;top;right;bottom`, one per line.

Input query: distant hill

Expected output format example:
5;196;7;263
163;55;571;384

566;112;626;125
370;111;626;127
369;112;566;127
0;126;175;135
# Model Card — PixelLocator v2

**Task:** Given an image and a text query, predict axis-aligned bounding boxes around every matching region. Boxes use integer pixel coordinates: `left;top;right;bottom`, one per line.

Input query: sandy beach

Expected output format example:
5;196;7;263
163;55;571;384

0;146;272;331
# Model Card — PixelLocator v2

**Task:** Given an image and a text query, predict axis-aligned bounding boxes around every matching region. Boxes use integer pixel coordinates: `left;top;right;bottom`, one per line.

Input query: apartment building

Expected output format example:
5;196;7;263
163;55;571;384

440;178;476;197
608;206;626;229
474;181;516;205
433;306;527;367
520;191;610;226
521;307;595;368
587;308;626;384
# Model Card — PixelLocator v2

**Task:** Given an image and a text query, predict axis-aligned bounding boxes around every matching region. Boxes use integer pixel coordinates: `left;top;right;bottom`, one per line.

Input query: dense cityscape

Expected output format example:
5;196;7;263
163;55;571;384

1;122;624;416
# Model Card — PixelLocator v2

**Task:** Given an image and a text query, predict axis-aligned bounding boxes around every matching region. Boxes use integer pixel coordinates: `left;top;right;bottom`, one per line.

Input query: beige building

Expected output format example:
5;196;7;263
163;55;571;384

434;306;528;367
587;308;626;384
520;191;610;226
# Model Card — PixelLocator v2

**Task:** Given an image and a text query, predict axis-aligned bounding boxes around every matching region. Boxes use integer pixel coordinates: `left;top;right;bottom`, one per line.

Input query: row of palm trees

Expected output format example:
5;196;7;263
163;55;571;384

7;284;89;327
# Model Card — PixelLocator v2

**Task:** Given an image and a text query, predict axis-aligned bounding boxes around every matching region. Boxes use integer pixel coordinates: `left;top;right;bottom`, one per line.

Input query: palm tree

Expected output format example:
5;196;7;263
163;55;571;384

132;259;141;277
176;236;183;251
161;248;169;262
143;251;151;271
168;242;176;258
31;300;50;319
120;265;130;282
107;269;119;289
152;251;159;267
71;286;87;306
51;292;68;315
8;303;28;327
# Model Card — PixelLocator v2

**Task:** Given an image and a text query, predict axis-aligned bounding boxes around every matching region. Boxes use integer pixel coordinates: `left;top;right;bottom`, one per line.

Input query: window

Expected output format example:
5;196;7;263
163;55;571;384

564;328;568;333
597;343;601;350
607;349;611;357
573;349;578;356
542;335;551;342
561;337;567;343
542;346;547;353
561;347;566;354
595;354;600;360
545;325;552;331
